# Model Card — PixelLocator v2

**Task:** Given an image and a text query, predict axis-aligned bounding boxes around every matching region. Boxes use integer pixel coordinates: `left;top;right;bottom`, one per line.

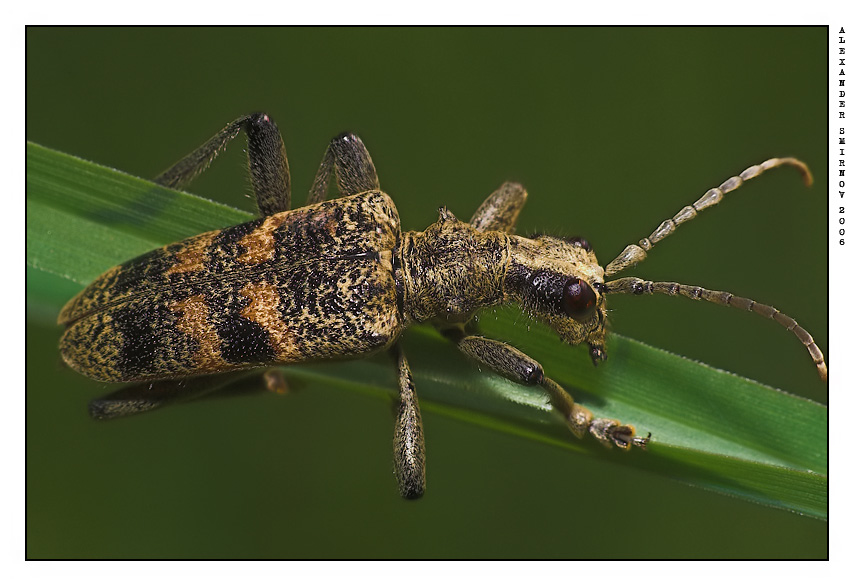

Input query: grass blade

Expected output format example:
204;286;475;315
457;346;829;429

26;141;827;518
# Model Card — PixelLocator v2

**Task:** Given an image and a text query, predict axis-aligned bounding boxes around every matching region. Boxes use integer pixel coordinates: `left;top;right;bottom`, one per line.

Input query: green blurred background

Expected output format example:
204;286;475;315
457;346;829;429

26;27;827;558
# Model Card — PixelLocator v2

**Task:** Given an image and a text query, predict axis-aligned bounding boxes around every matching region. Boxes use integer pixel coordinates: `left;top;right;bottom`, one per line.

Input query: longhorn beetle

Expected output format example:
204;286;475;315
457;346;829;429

58;113;827;499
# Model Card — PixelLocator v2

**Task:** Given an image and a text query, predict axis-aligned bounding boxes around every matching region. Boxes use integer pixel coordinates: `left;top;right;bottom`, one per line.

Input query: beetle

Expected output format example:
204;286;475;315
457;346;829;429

58;112;827;499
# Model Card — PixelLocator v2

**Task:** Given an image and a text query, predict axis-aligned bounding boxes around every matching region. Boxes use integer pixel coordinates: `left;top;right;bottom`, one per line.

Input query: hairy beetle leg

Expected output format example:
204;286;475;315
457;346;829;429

540;377;647;449
307;132;380;204
263;368;290;395
153;114;381;213
391;344;426;499
88;371;274;420
469;181;528;233
155;112;292;216
447;331;649;450
89;384;176;420
88;377;219;420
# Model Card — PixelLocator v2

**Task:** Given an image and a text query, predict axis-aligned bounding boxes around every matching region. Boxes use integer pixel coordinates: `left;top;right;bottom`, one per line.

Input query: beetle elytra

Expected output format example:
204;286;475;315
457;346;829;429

58;113;827;499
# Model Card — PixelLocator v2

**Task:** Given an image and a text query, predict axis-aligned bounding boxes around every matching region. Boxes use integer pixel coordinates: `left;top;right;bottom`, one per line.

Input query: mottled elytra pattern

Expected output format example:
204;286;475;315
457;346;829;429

59;112;826;499
59;191;402;382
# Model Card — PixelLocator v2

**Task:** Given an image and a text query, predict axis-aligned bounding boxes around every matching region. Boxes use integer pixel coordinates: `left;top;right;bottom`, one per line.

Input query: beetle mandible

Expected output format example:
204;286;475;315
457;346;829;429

58;113;827;499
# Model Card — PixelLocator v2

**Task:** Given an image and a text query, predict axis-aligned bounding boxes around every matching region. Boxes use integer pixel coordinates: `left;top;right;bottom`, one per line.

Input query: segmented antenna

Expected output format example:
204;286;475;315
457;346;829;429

604;278;827;381
600;157;825;381
604;158;813;277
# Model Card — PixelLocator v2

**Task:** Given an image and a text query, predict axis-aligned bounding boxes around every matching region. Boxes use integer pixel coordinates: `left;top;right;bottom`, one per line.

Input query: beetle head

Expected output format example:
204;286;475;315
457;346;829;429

506;235;608;365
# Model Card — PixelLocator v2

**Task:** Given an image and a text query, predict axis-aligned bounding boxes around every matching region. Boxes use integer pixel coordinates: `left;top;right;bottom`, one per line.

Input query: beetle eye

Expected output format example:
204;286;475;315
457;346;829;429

560;277;596;320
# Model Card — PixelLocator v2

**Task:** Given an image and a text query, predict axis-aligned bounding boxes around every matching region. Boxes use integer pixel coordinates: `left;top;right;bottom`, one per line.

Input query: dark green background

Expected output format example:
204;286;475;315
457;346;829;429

27;27;828;558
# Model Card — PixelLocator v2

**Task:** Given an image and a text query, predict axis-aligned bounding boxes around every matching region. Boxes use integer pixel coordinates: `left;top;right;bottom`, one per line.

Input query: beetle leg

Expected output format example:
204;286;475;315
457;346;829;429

262;368;290;394
307;133;380;204
88;380;185;419
390;344;426;499
87;370;262;420
442;329;649;450
155;112;291;216
469;181;528;233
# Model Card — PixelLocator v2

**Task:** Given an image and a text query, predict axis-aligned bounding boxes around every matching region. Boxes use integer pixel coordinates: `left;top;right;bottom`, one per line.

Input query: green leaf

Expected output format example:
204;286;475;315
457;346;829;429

27;141;827;519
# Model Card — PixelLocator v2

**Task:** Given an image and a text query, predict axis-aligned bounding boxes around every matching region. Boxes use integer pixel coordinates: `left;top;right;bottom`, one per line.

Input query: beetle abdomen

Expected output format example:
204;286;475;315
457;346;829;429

59;191;403;382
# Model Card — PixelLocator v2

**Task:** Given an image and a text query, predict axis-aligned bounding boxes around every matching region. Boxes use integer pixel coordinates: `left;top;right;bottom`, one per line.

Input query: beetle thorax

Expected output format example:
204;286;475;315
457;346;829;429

398;209;510;323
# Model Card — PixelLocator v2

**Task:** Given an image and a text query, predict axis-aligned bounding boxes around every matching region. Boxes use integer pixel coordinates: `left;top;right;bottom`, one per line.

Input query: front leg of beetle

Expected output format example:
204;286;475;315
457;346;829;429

444;330;648;449
391;344;426;499
469;181;528;233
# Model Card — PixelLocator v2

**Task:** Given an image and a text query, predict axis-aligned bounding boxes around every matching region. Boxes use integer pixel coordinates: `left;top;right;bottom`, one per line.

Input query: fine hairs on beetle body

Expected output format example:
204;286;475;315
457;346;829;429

58;113;827;499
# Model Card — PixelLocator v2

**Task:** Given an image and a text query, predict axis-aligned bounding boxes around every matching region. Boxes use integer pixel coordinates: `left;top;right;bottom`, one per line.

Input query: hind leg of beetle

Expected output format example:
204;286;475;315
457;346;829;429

307;133;380;204
442;328;648;449
88;381;185;420
391;344;426;499
155;112;291;216
469;181;528;233
88;370;264;420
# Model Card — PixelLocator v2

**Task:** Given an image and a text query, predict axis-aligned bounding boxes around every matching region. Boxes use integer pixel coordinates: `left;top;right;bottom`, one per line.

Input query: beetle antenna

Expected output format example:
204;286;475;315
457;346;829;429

604;158;813;277
604;277;827;381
